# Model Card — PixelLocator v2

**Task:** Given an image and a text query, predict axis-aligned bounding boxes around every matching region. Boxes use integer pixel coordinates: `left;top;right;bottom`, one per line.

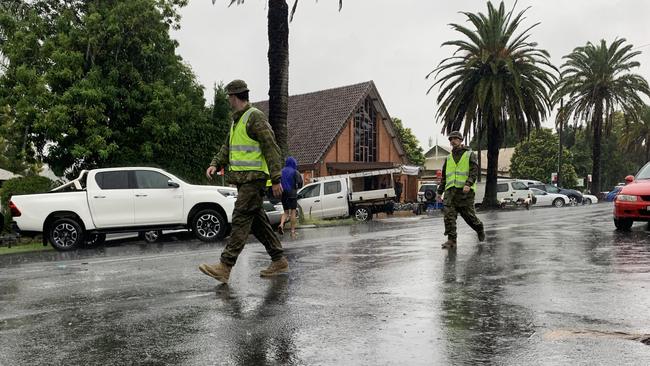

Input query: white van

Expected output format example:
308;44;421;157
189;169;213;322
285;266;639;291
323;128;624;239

474;179;534;207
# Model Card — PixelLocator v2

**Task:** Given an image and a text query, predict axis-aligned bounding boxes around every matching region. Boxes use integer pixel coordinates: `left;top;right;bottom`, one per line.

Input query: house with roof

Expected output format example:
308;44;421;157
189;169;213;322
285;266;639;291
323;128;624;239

424;144;451;175
255;81;418;202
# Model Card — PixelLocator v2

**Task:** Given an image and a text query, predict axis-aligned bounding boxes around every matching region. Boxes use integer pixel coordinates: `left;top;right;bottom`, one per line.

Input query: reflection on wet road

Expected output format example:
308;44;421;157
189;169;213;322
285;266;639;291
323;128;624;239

1;204;649;365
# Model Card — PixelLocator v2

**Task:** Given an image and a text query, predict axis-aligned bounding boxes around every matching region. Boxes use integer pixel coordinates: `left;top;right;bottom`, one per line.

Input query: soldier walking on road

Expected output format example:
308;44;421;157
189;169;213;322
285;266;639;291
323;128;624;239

199;79;288;284
436;131;485;249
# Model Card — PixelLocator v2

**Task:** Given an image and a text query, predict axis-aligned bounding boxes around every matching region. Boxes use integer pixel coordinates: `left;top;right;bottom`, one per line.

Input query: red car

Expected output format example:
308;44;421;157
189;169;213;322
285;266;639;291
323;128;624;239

614;162;650;230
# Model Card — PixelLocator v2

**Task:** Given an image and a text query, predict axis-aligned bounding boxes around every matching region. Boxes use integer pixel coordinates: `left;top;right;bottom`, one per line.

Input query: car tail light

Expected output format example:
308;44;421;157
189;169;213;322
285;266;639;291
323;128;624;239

9;201;21;217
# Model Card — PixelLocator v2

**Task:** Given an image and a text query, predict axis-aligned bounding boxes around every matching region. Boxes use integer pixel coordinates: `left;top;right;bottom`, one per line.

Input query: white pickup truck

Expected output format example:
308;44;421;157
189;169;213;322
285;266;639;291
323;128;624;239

10;167;237;251
297;168;399;221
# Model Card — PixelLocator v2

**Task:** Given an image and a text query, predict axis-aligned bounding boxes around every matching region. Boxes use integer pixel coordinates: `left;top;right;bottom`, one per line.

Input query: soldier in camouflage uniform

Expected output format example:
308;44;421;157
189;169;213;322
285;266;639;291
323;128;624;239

199;79;287;284
436;131;485;249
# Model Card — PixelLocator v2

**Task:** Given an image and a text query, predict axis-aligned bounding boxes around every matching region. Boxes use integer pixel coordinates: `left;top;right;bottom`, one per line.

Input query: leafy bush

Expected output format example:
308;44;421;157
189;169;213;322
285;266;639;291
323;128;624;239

1;176;57;231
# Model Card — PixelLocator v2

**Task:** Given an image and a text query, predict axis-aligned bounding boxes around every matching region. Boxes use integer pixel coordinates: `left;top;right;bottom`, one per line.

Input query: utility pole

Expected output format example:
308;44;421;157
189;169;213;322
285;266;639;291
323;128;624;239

557;99;564;187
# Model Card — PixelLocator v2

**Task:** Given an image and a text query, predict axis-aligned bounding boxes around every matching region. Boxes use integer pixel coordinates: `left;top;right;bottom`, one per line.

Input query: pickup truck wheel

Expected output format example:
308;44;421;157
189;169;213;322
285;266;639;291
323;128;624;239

83;233;106;247
353;206;371;221
49;218;83;251
139;230;162;243
192;209;226;241
552;198;565;208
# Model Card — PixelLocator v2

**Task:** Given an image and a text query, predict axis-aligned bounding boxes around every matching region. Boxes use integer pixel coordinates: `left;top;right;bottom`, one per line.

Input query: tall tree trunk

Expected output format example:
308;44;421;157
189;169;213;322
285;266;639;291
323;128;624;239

591;100;603;195
482;117;501;208
477;123;482;183
267;0;289;158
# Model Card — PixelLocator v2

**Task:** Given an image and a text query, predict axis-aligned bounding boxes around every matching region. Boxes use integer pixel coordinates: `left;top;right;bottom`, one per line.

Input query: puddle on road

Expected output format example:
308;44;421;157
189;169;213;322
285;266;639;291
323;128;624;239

545;329;650;345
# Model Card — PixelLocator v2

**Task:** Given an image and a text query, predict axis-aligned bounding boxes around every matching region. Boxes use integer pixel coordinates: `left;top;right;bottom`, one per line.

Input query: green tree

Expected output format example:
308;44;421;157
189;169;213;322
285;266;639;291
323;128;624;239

510;129;579;189
156;83;231;184
0;0;214;181
0;175;56;230
469;126;518;150
392;117;425;166
619;105;650;163
222;0;342;157
554;38;650;194
428;1;556;207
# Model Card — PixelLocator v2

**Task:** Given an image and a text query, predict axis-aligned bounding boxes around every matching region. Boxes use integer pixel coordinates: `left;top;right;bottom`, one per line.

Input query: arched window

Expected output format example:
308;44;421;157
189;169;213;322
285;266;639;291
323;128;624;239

353;97;377;162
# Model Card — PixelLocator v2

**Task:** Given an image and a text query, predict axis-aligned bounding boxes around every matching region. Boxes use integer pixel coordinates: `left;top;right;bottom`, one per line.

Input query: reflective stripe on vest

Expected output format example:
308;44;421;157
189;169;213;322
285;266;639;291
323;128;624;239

229;107;270;175
444;150;476;191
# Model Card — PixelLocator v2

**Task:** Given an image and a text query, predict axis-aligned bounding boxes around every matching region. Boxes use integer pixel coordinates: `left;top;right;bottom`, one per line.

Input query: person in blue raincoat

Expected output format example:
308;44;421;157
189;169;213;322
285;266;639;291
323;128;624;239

278;156;303;238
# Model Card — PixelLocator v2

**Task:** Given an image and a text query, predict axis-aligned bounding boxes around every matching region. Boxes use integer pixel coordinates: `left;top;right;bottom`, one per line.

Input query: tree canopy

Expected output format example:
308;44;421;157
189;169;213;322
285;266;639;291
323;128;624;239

510;128;578;189
0;0;229;183
392;118;425;166
554;38;650;194
428;1;556;207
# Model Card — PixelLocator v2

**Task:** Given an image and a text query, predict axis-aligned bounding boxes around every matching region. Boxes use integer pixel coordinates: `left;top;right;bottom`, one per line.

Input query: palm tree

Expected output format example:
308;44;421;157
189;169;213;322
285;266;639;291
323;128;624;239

619;105;650;164
221;0;343;157
428;1;556;207
554;39;650;194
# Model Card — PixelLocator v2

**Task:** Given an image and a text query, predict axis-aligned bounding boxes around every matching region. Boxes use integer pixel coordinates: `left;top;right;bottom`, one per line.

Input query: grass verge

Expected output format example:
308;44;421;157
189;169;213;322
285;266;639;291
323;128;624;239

299;218;357;227
0;241;53;255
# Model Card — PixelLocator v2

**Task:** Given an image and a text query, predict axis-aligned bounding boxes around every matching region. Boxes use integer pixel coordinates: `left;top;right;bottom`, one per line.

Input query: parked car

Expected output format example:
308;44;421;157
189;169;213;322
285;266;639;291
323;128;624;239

474;179;534;208
529;184;583;205
613;163;650;230
517;179;545;186
9;167;238;251
605;186;623;202
582;193;598;205
529;188;570;208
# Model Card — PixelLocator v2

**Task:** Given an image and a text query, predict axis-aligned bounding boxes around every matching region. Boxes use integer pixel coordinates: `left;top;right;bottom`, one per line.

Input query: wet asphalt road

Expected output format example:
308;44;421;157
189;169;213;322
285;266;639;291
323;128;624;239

1;203;650;366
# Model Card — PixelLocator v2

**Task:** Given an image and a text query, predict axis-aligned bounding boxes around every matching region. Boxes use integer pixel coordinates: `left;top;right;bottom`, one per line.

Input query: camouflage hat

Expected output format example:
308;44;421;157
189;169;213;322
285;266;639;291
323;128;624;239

225;79;249;95
448;131;463;140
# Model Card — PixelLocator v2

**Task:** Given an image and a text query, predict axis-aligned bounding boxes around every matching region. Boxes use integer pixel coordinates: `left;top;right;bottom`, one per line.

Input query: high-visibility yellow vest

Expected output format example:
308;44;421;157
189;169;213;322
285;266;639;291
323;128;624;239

444;151;476;191
228;107;270;176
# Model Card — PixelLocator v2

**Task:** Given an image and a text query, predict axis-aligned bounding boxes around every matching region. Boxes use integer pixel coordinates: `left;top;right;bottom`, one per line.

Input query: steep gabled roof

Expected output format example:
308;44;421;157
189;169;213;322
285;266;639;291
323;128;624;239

255;81;405;166
424;144;450;158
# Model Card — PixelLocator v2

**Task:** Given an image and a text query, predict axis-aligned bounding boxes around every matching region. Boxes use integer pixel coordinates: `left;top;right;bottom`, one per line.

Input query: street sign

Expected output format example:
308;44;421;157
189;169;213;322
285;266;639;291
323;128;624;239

576;178;584;187
551;172;557;182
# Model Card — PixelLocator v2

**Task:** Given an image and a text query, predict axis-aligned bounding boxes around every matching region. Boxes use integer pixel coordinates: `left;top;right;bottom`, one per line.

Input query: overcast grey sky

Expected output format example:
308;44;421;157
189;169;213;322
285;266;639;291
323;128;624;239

172;0;650;150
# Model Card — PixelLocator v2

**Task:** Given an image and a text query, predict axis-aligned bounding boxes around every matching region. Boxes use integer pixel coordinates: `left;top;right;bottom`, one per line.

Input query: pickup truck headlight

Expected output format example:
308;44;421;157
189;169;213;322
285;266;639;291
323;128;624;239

217;189;237;198
616;194;638;202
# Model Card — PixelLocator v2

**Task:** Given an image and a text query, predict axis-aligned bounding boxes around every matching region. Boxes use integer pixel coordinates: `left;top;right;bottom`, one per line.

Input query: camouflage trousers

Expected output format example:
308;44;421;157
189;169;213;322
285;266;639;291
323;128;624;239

221;179;284;266
443;187;484;240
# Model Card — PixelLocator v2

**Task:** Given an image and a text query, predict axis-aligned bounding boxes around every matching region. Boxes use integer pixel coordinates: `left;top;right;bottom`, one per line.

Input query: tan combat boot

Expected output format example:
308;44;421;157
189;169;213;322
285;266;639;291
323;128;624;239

441;239;457;249
199;262;232;284
260;257;289;277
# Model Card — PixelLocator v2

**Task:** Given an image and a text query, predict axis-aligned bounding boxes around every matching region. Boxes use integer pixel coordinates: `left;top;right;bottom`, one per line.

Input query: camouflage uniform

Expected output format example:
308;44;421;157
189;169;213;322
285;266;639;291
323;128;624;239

211;103;284;266
436;145;484;241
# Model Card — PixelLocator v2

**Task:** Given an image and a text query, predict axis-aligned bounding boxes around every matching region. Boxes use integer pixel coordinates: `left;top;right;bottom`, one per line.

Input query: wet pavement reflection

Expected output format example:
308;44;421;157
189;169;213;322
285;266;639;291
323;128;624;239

1;203;650;365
